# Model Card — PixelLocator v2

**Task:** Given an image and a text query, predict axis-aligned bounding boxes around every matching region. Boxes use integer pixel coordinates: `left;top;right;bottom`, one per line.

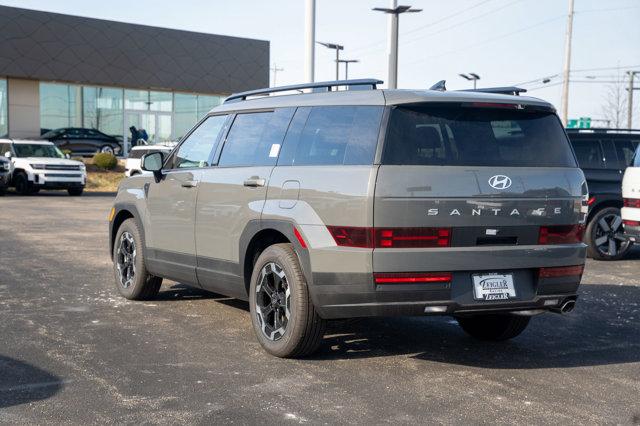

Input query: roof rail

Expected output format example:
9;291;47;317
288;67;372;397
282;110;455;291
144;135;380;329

565;128;640;133
461;86;527;96
224;78;384;103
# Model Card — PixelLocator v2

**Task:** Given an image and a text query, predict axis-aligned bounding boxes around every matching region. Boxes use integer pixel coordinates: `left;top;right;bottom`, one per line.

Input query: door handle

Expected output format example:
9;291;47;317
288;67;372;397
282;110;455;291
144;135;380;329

244;177;266;187
181;180;198;188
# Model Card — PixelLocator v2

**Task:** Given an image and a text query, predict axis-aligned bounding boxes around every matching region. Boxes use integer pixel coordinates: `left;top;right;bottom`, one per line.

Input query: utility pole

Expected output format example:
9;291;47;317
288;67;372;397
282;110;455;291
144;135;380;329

627;71;640;129
271;64;284;87
373;1;422;89
338;59;359;80
304;0;316;83
317;42;344;80
560;0;575;126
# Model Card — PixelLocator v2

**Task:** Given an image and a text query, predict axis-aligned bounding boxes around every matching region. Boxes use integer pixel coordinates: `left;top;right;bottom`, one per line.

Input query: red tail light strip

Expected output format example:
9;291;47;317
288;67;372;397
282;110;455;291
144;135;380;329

623;220;640;227
538;224;585;244
539;265;584;278
326;226;451;248
374;272;452;284
624;198;640;208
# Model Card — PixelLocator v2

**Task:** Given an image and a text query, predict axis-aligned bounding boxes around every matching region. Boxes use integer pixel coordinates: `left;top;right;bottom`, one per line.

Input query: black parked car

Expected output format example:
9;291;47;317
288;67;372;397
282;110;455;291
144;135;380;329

41;128;122;156
567;128;640;260
0;155;10;195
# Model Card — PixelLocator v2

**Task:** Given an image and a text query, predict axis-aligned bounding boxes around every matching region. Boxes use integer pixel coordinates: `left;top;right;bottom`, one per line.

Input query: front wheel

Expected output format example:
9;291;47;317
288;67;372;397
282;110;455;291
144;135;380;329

456;314;530;341
13;172;32;195
249;243;326;358
112;218;162;300
68;187;84;196
100;145;114;154
585;207;631;260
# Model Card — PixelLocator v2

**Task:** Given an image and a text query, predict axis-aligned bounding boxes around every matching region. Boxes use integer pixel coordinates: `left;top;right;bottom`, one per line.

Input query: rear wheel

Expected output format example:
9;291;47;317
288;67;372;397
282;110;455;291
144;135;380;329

456;314;530;341
100;145;115;154
249;243;326;358
585;207;631;260
112;218;162;300
13;172;32;195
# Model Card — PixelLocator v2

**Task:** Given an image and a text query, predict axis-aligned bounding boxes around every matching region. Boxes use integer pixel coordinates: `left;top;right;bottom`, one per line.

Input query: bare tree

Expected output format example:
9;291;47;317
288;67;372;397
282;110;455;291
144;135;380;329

601;72;628;128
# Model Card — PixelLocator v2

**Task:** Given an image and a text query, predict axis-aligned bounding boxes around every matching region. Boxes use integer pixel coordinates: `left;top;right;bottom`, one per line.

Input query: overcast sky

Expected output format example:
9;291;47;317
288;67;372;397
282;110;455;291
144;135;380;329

2;0;639;123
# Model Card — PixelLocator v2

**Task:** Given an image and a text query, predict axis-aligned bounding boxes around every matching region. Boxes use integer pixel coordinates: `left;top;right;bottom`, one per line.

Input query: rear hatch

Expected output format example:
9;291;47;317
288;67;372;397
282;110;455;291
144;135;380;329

374;102;585;254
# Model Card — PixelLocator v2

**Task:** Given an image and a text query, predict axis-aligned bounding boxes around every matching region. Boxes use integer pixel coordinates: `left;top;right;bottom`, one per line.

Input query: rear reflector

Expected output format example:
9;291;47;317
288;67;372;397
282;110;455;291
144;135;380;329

326;226;451;248
587;196;596;206
539;265;584;278
374;272;452;284
623;219;640;227
538;224;584;244
293;226;307;249
624;198;640;208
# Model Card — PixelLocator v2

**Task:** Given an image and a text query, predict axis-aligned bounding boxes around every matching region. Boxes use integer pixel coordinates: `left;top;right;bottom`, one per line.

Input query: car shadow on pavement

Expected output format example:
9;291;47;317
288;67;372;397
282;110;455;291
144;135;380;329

156;283;250;311
3;190;116;197
310;283;640;369
0;355;64;408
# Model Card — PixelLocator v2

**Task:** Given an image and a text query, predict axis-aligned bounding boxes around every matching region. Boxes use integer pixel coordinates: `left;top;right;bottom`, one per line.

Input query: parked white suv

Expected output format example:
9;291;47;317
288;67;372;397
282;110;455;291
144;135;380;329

622;144;640;242
1;139;87;195
124;145;173;177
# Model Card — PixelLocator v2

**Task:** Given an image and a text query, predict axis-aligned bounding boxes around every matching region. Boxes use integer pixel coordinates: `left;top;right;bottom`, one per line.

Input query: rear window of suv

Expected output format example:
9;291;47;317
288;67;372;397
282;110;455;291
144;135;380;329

382;105;576;167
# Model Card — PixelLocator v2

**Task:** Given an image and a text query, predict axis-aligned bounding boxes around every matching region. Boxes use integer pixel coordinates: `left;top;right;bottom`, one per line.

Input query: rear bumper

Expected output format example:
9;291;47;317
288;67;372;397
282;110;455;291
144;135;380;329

308;244;586;319
622;207;640;242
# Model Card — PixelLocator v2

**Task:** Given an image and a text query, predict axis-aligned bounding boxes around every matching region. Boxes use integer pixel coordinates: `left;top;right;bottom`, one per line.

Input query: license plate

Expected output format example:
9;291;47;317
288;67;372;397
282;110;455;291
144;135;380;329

472;273;516;301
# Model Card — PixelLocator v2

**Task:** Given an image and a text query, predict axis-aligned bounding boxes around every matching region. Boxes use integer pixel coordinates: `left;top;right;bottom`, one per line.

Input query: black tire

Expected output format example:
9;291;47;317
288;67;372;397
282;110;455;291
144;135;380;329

585;207;631;261
249;243;326;358
100;145;114;154
68;187;84;196
13;172;32;195
112;218;162;300
0;187;5;196
456;314;530;341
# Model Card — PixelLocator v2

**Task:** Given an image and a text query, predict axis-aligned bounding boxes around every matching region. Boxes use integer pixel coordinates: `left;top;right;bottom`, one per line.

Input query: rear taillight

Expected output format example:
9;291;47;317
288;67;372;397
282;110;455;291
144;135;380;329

624;198;640;208
623;219;640;227
374;272;452;284
374;228;451;248
539;265;584;278
326;226;451;248
538;224;585;244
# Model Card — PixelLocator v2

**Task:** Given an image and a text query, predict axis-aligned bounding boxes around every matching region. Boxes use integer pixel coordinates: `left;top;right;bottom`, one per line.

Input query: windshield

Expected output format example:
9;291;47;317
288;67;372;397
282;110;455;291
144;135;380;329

13;144;66;158
382;105;577;167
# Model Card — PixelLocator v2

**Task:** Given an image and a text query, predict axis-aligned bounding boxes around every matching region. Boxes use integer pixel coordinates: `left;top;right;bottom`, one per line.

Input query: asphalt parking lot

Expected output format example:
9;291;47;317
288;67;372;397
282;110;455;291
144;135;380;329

1;193;639;425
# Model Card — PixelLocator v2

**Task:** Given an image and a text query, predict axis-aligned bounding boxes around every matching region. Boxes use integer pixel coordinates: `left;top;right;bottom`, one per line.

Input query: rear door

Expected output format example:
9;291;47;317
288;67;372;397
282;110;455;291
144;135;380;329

195;108;294;298
144;114;228;284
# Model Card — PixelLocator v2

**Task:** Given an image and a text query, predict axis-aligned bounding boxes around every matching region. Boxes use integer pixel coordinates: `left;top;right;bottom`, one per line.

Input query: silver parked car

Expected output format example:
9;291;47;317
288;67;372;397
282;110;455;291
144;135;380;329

108;79;588;357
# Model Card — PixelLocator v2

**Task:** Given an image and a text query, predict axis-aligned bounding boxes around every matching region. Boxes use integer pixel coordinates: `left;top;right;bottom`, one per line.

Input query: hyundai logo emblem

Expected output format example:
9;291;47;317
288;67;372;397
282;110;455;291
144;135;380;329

488;175;512;190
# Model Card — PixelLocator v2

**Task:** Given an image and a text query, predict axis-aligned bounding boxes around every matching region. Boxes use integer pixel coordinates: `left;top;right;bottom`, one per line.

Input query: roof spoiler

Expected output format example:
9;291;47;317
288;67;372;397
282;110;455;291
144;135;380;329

224;79;384;103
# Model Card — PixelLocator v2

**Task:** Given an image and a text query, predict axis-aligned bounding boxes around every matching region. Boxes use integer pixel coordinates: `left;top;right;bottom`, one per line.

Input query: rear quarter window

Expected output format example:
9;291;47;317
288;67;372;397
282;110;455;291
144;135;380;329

383;105;576;168
278;106;383;166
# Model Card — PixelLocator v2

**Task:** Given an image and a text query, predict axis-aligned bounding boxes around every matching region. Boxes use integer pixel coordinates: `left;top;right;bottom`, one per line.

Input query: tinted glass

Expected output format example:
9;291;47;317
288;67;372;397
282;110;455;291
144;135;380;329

634;143;640;167
571;139;604;169
13;144;65;158
171;115;227;169
383;106;576;167
601;140;620;169
614;139;638;167
279;106;383;166
218;109;293;167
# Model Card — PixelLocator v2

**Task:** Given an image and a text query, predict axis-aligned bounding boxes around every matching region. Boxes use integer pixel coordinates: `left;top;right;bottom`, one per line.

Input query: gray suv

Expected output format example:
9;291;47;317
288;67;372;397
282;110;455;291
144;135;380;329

108;79;588;357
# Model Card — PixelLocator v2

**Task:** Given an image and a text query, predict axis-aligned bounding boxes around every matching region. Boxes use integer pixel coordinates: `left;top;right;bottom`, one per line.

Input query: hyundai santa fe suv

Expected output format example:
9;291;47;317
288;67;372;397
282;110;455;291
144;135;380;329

109;79;588;357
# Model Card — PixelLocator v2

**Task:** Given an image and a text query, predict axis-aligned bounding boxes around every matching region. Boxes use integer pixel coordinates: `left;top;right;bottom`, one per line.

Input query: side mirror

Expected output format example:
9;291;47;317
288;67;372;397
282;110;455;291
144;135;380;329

4;151;11;159
65;153;71;159
141;152;164;182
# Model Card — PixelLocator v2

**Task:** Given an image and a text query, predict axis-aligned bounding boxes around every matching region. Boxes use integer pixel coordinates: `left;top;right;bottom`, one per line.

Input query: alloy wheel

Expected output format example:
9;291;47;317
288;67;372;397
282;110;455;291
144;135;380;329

116;231;136;288
255;262;291;341
593;212;628;257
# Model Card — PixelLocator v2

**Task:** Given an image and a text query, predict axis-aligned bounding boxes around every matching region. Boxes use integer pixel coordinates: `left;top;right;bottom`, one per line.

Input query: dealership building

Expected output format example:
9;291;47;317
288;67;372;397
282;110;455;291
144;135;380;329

0;5;269;149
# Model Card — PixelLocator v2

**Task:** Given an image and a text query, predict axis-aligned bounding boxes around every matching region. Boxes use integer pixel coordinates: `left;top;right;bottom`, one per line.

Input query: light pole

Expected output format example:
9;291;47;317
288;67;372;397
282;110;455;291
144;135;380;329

373;2;422;89
560;0;575;126
271;64;284;87
317;42;344;80
338;59;359;80
304;0;316;83
627;71;640;129
459;73;481;89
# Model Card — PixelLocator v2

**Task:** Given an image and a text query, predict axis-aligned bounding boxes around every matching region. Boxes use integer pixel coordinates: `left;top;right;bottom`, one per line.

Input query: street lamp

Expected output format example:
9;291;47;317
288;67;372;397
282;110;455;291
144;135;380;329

459;73;481;89
337;59;359;80
317;41;344;81
373;2;422;89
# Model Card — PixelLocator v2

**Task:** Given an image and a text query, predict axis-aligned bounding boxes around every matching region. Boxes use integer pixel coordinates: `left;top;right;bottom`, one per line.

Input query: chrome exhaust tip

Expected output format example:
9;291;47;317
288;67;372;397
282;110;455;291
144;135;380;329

560;300;576;314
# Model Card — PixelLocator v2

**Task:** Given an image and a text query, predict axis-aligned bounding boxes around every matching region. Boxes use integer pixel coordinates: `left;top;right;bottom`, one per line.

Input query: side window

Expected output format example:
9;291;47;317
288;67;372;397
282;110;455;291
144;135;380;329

218;108;293;167
571;139;604;169
614;139;637;168
170;114;227;169
279;106;383;166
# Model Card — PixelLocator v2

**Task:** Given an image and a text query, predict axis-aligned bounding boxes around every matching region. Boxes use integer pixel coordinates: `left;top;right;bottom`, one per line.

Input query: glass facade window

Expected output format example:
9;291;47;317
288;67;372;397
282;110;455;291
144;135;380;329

35;81;221;148
0;79;7;137
83;86;124;137
40;82;82;133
